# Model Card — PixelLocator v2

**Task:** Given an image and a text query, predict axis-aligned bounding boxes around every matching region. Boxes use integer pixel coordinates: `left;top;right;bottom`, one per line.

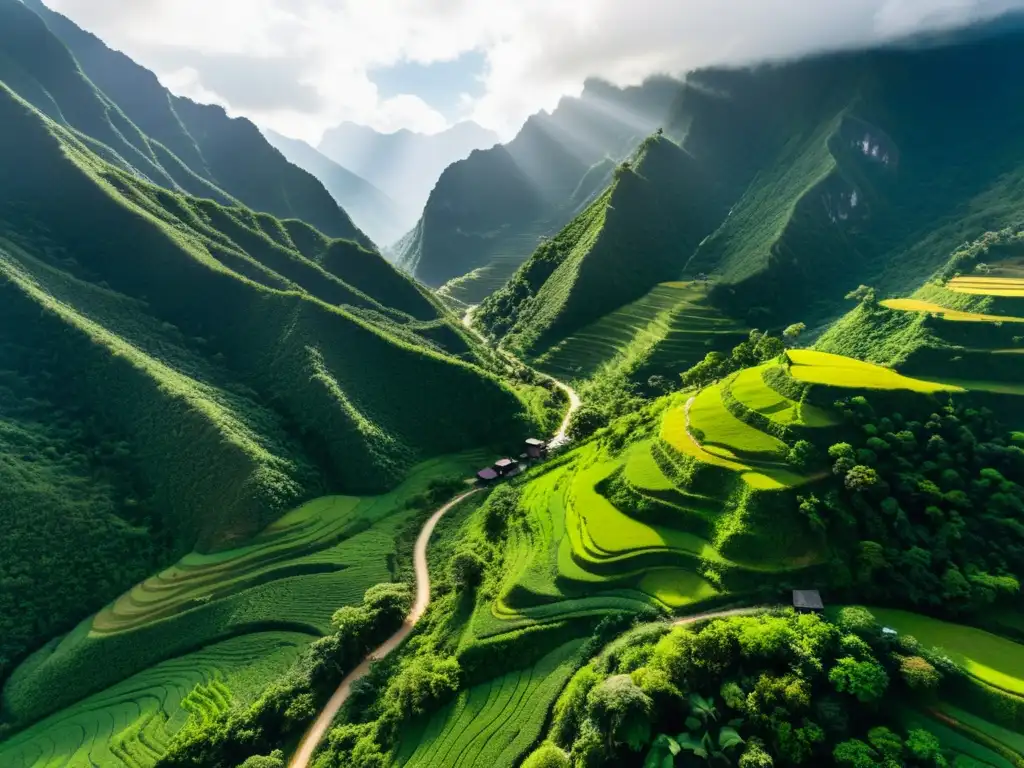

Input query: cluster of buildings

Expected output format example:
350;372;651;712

476;438;548;484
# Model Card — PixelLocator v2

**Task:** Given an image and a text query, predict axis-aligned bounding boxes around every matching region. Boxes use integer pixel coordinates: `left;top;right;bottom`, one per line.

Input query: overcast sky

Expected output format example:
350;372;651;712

44;0;1024;143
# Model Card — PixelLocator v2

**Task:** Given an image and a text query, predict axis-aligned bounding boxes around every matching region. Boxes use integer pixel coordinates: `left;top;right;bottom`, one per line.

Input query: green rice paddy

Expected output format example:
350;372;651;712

869;608;1024;695
787;349;962;393
396;640;584;768
532;282;746;382
3;453;487;741
0;632;309;768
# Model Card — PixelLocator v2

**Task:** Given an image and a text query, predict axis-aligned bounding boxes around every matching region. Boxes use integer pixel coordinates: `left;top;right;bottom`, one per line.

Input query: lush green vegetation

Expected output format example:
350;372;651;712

522;606;1024;767
0;30;544;692
0;633;309;768
1;455;480;731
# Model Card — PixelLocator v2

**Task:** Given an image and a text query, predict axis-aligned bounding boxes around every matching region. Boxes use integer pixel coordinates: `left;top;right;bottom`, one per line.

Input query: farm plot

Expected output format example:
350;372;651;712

397;640;583;768
900;708;1019;768
660;395;807;491
0;632;308;768
727;365;839;428
3;452;487;730
869;608;1024;695
786;349;962;393
532;282;745;382
688;384;788;460
948;275;1024;297
881;298;1024;323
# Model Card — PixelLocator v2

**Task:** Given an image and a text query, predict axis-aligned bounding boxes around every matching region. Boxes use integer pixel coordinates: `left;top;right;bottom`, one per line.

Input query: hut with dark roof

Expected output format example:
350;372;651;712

792;590;824;613
493;458;517;476
524;438;548;459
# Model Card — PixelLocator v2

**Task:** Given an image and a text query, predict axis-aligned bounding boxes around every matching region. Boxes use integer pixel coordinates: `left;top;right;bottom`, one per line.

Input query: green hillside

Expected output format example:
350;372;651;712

474;30;1024;393
0;67;539;700
16;0;373;248
476;135;724;360
395;77;682;297
817;225;1024;420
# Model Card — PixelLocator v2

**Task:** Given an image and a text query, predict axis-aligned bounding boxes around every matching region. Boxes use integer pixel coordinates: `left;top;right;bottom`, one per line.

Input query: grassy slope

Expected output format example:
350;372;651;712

0;633;310;768
870;608;1024;696
0;77;534;699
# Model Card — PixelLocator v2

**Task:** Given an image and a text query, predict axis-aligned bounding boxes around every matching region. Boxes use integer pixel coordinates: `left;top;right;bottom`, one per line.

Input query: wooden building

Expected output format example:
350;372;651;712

476;467;499;484
493;458;517;476
792;590;824;613
524;438;548;459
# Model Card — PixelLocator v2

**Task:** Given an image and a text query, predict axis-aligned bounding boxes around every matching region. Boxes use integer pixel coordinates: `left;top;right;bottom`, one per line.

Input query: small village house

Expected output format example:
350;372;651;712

524;438;548;460
792;590;824;613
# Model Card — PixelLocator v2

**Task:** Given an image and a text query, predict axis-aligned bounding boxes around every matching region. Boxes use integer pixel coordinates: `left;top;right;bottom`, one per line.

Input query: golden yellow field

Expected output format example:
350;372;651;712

881;298;1024;323
948;275;1024;297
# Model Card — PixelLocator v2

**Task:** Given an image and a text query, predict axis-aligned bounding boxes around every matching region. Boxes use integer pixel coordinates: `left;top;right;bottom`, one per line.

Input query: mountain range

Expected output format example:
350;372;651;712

318;120;500;245
394;76;683;303
261;129;407;247
0;0;541;696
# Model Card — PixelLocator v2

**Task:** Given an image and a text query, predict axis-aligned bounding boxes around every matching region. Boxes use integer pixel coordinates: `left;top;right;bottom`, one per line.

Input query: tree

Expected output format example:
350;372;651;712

905;729;947;766
738;739;774;768
587;675;654;751
833;739;878;767
828;657;888;703
899;656;940;691
845;285;877;304
568;405;606;441
844;465;881;492
522;742;571;768
787;440;817;470
449;547;486;589
867;727;903;764
783;323;807;348
237;751;285;768
362;583;411;630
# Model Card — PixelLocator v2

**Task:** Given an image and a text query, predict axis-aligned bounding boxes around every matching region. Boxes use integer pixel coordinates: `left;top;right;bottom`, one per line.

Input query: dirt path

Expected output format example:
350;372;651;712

288;489;480;768
671;606;764;627
683;395;702;451
289;314;583;768
462;304;581;448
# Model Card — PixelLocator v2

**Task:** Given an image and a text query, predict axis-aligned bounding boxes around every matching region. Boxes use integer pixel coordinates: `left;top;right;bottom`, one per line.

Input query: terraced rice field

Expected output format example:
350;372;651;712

637;568;720;608
870;608;1024;695
0;633;309;768
901;708;1019;768
533;282;746;382
2;452;488;736
688;385;788;460
881;298;1024;323
948;275;1024;297
728;365;839;428
438;231;549;305
93;452;487;637
660;398;806;491
397;640;584;768
787;349;963;393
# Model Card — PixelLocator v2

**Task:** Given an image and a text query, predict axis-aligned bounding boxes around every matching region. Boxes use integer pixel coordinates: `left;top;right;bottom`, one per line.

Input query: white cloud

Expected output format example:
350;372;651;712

44;0;1024;142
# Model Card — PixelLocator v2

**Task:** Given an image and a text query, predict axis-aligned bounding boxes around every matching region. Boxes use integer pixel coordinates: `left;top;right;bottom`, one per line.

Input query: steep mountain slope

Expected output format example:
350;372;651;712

477;135;722;355
262;129;405;247
17;0;373;248
0;58;534;691
478;27;1024;381
318;120;499;238
395;77;683;300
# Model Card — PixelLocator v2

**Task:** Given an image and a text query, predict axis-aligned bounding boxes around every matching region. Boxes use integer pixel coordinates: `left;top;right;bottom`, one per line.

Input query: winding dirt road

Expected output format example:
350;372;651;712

289;489;481;768
289;311;582;768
